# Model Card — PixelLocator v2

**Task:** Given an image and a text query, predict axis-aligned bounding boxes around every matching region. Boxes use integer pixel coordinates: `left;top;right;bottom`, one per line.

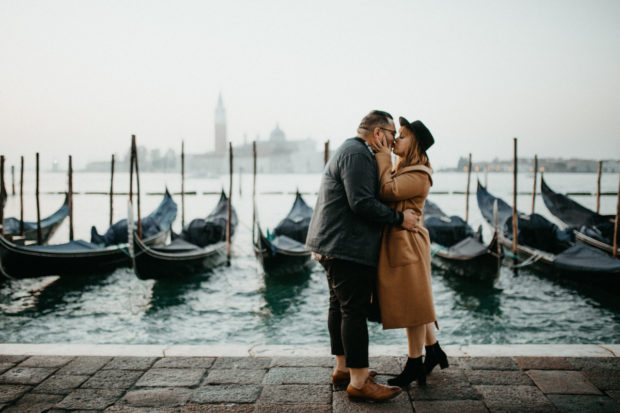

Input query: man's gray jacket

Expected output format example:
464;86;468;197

305;137;404;267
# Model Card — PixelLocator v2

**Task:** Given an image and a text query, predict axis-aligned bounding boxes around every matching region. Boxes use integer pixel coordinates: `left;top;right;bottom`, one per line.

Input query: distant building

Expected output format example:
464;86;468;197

448;156;620;173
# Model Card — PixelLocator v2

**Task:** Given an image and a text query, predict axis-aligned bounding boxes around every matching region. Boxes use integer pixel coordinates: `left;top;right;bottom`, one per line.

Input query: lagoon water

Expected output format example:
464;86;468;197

1;170;619;345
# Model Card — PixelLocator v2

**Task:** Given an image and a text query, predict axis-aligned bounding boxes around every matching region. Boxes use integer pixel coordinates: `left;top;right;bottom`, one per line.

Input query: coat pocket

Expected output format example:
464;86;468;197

387;228;421;267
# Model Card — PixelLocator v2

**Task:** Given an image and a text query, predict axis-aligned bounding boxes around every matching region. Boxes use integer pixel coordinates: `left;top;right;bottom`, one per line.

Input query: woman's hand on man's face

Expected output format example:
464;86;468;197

371;134;392;154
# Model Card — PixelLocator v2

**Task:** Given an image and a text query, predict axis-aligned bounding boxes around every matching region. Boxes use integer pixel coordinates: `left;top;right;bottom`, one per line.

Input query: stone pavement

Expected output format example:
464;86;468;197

0;346;619;412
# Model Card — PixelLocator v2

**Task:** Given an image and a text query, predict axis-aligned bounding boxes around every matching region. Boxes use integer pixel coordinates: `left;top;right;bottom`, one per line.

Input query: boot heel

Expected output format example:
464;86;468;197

417;374;426;386
439;357;449;369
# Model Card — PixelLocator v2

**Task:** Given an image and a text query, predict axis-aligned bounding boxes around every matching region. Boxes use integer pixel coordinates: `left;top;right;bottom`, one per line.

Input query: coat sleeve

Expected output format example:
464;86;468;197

340;153;403;225
376;153;430;202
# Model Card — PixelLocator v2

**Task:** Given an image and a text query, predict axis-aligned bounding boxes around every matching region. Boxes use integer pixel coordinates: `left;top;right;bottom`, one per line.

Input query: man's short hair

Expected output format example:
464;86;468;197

358;110;393;134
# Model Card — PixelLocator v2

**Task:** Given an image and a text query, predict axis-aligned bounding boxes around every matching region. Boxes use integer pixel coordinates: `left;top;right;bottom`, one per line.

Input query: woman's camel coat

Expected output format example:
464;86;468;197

375;152;436;330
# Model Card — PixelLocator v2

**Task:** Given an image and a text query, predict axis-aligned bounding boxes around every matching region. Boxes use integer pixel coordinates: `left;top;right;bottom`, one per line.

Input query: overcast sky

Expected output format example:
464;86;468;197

1;0;619;169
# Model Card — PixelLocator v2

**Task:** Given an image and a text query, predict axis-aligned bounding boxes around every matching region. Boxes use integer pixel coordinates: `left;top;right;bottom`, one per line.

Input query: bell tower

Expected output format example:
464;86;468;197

214;93;227;153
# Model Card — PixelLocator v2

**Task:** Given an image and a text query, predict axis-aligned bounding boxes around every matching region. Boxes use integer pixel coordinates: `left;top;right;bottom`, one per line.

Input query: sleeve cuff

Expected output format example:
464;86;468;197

396;211;404;226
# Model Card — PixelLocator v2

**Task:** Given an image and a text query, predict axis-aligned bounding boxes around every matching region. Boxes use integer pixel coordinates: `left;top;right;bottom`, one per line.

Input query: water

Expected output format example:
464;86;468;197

1;170;619;345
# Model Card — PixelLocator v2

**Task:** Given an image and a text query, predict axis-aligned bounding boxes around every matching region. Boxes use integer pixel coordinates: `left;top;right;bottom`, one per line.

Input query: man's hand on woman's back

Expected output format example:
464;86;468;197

402;209;420;232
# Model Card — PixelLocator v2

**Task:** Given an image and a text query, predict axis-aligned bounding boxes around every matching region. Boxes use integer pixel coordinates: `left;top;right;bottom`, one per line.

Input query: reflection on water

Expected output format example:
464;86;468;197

1;171;620;345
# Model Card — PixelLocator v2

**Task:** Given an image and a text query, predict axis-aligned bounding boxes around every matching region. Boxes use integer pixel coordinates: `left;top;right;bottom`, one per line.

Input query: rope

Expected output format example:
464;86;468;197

506;252;544;269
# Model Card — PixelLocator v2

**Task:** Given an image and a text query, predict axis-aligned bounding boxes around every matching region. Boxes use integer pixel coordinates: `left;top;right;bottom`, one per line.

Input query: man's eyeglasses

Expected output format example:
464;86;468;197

379;127;396;137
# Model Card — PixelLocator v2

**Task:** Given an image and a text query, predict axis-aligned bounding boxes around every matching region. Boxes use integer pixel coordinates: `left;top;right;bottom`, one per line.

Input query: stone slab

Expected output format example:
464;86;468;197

0;363;13;374
465;370;534;386
270;356;334;368
0;344;166;357
547;394;620;412
527;370;601;394
105;406;178;413
204;368;266;384
413;400;489;413
462;345;613;358
459;357;519;370
582;369;620;391
0;366;57;385
152;357;216;369
252;345;331;357
513;356;574;370
103;357;158;370
18;356;75;368
567;357;620;371
180;404;255;413
121;387;193;407
2;393;64;413
135;368;205;387
0;355;28;364
33;374;90;394
256;403;331;412
56;388;125;410
370;356;402;375
475;385;555;413
55;356;112;375
211;357;272;370
190;384;262;404
263;367;331;384
82;369;144;389
410;369;481;401
258;384;331;404
601;345;620;357
165;345;250;357
0;384;32;403
607;390;620;403
332;390;411;412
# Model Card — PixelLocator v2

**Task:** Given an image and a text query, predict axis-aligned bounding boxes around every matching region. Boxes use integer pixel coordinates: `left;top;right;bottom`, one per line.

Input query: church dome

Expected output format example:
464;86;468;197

269;123;286;142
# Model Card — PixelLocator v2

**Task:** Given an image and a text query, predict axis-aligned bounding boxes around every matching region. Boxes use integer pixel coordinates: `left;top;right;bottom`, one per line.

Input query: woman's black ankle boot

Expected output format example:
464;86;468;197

387;356;426;387
424;342;449;374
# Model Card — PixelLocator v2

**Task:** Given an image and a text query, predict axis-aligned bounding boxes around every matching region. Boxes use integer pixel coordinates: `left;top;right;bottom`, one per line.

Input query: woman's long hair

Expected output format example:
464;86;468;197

394;132;431;172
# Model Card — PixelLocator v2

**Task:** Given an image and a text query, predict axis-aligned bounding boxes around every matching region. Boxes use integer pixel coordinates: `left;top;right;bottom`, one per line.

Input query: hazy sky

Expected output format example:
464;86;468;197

1;0;619;169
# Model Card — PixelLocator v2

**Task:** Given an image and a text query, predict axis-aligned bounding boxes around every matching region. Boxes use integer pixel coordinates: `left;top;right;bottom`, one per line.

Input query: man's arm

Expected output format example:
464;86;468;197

340;153;404;226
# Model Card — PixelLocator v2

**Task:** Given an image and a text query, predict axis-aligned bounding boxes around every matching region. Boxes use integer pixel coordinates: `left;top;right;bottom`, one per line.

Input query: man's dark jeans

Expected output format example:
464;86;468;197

320;257;375;368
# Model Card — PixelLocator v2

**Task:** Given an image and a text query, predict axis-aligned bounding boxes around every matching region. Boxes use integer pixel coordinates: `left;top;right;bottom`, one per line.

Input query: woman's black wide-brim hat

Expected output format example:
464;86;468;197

399;117;434;152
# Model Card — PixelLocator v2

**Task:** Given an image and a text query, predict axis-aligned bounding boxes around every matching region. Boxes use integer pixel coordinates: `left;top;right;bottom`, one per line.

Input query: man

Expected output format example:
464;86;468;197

306;110;419;401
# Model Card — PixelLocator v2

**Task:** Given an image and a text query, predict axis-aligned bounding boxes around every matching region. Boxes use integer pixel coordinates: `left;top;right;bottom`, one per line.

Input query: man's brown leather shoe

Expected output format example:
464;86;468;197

346;376;402;402
332;369;378;386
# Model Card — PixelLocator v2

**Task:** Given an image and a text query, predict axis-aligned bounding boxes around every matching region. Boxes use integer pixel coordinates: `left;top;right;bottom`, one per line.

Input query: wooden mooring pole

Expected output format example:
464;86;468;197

596;160;603;214
226;142;233;266
11;165;15;195
36;153;42;244
68;155;74;241
19;156;24;235
465;153;472;223
324;140;330;166
613;172;619;258
129;135;135;203
133;137;142;239
512;138;518;255
531;154;538;214
0;156;5;237
109;154;115;226
252;141;257;243
181;141;185;227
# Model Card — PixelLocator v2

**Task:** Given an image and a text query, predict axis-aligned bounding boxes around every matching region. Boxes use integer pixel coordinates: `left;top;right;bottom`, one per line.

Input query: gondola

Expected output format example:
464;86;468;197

131;191;237;280
2;194;69;244
0;191;177;279
476;181;620;286
253;191;314;277
423;199;502;282
540;177;618;256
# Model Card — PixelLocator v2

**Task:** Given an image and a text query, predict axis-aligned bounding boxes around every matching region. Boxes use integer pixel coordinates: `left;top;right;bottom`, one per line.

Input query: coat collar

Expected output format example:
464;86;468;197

394;165;434;186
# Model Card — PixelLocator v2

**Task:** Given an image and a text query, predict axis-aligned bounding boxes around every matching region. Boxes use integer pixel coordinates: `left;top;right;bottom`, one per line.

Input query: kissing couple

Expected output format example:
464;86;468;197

306;110;449;402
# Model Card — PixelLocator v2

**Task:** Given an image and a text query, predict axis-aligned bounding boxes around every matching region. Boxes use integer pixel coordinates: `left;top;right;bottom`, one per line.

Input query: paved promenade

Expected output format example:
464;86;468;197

0;344;618;412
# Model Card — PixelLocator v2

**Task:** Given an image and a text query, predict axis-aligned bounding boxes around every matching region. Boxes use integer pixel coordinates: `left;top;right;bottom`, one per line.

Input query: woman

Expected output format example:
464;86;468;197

369;117;448;387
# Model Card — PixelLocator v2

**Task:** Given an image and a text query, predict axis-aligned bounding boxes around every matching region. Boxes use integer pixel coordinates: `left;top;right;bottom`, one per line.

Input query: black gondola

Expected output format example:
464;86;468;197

2;194;69;244
253;192;315;277
540;177;618;256
132;191;237;280
0;191;177;279
423;199;502;282
476;181;620;286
